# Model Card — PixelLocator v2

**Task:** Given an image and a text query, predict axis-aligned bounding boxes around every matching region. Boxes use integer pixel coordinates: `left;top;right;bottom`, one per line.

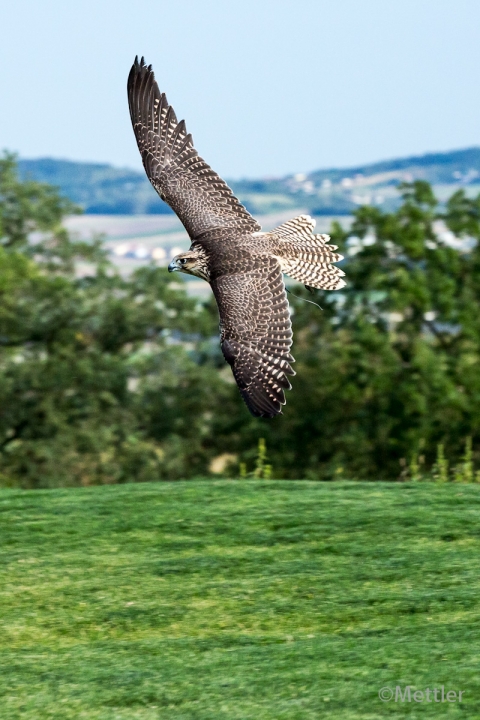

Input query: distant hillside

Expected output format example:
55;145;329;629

18;158;171;215
234;147;480;215
18;147;480;216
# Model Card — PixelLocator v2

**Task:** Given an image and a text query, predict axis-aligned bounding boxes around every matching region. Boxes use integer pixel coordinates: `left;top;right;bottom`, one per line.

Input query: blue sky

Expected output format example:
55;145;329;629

1;0;479;178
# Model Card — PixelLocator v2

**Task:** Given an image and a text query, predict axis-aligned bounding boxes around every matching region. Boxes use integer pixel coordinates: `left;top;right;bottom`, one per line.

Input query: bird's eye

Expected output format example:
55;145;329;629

179;258;187;264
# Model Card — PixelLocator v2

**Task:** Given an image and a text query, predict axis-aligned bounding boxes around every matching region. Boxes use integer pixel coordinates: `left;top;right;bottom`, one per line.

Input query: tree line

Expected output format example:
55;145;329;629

1;153;480;487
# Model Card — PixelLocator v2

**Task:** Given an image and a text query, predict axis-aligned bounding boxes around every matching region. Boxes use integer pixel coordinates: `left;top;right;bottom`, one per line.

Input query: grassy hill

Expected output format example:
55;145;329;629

18;147;480;216
1;479;479;719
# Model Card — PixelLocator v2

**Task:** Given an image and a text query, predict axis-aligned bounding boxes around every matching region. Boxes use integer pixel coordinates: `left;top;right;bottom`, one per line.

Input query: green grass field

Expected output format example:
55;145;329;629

1;480;479;719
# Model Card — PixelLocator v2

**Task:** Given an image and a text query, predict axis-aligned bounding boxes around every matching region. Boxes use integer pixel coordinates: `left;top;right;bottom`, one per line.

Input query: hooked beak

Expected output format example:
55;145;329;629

168;258;179;273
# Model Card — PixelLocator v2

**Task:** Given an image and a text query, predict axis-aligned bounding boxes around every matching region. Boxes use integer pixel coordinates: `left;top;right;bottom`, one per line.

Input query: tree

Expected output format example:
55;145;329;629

0;154;230;487
231;181;480;479
3;152;480;485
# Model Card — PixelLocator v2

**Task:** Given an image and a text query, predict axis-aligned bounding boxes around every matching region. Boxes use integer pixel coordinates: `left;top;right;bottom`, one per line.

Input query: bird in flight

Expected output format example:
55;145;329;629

128;57;345;418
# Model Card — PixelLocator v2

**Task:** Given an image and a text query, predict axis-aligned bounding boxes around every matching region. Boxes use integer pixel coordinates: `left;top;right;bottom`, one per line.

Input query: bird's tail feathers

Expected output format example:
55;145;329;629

271;215;346;291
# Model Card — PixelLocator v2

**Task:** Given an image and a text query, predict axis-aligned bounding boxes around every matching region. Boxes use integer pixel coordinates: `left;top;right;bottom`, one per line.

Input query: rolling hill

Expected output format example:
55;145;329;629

18;147;480;216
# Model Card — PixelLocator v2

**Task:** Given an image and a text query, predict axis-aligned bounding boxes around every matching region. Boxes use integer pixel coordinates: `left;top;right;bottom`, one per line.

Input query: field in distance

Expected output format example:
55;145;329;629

1;479;479;719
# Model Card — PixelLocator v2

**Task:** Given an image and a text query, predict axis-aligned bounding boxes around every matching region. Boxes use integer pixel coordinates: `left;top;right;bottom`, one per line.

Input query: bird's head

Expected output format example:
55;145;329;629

168;249;209;281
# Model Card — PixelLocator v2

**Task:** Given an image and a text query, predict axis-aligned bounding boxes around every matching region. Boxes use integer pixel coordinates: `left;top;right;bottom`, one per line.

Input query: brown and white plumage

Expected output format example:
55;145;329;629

127;58;259;238
128;57;346;418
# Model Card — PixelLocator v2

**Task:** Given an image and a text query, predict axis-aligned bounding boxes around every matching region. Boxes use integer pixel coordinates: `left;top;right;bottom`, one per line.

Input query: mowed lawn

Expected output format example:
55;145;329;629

1;480;480;719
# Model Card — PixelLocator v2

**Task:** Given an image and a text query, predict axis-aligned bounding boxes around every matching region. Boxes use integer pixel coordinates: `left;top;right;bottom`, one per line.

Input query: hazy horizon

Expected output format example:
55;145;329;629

17;145;480;182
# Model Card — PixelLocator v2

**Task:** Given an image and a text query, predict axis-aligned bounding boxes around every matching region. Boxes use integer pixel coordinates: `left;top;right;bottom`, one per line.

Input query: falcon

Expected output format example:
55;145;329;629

128;57;346;418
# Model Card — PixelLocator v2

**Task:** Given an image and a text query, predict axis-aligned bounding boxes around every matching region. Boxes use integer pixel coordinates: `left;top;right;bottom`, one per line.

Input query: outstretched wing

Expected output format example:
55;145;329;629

127;57;260;239
212;258;295;417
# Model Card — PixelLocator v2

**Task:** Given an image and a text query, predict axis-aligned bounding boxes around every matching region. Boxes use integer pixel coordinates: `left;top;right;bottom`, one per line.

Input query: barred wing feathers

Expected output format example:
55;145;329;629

273;215;346;290
212;259;295;417
127;57;260;239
